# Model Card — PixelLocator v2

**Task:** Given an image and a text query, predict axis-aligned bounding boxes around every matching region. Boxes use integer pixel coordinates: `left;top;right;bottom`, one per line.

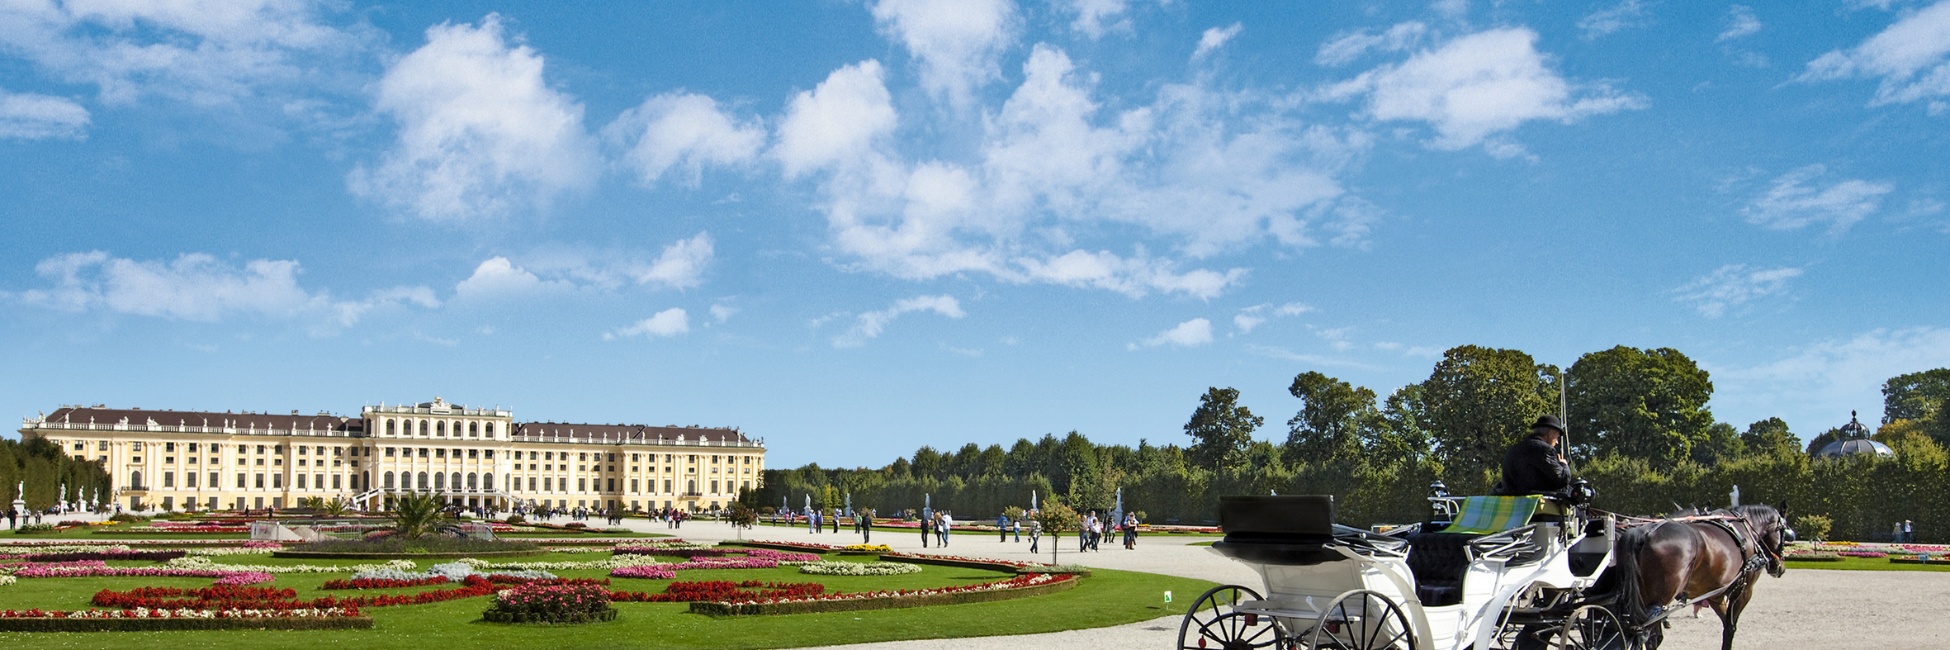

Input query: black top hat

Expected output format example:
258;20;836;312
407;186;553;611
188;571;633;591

1532;415;1566;434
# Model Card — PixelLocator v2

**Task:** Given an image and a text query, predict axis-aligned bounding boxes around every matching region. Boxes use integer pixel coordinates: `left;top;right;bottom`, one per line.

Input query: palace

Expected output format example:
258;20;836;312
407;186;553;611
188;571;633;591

16;397;765;513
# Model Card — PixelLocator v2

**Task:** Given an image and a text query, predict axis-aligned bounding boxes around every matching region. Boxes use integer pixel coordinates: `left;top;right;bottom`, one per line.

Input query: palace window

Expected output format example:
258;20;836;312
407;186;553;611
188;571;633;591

254;474;265;488
469;422;478;437
528;477;536;491
607;478;616;492
485;423;495;438
332;475;341;490
297;475;307;489
630;453;640;462
514;451;524;459
236;473;246;488
385;447;395;457
483;450;494;459
98;441;108;451
435;448;445;458
578;478;587;491
543;478;552;491
162;472;173;488
165;443;176;452
384;472;395;489
631;479;639;493
133;442;144;452
272;474;281;488
436;421;445;437
418;448;428;458
186;472;196;488
386;420;396;435
209;472;218;488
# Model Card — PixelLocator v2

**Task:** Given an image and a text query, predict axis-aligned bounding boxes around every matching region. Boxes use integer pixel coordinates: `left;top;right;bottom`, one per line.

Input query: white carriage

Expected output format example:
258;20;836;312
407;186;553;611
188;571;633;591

1181;491;1626;650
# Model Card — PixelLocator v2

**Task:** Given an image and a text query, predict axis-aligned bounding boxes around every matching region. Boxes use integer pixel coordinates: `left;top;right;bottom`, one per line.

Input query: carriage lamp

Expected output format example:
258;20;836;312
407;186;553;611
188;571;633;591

1428;480;1449;498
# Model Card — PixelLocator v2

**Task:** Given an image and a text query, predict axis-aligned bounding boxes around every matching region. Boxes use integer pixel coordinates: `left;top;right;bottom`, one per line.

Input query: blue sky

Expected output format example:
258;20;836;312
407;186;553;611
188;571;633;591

2;0;1947;467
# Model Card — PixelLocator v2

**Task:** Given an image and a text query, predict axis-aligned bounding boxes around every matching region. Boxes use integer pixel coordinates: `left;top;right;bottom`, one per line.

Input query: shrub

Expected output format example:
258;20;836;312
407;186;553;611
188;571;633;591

505;514;528;525
482;581;616;624
1795;514;1834;542
563;522;587;529
107;514;147;523
14;523;57;534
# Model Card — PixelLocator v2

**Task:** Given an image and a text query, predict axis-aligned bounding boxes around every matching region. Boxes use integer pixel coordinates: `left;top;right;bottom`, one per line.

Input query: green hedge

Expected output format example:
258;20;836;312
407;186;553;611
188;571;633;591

0;616;373;632
482;608;619;624
689;575;1079;616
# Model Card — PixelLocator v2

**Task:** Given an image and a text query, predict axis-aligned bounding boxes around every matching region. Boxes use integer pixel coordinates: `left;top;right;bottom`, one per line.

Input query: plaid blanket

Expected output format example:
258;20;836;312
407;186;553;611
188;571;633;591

1445;496;1539;536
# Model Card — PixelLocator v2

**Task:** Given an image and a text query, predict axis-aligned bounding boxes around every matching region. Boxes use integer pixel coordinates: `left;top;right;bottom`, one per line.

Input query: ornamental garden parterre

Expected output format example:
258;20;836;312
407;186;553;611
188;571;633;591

0;517;1092;638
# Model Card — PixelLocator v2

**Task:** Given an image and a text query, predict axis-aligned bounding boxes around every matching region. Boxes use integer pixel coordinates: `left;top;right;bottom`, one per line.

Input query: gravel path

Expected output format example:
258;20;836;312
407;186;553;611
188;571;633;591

670;520;1950;649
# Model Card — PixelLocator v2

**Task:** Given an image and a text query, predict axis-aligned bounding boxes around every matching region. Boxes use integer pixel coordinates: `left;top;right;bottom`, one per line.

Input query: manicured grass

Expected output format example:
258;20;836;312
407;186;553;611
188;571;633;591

1785;556;1950;572
0;550;1214;649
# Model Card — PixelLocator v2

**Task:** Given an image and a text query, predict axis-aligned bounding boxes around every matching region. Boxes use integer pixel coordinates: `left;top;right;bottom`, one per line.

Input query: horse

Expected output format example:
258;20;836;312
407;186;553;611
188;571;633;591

1613;504;1793;650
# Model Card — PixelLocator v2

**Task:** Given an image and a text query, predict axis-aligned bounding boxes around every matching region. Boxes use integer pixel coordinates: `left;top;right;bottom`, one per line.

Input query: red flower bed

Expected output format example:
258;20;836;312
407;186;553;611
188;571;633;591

609;580;827;603
612;547;739;558
319;576;449;590
26;550;188;563
91;585;334;612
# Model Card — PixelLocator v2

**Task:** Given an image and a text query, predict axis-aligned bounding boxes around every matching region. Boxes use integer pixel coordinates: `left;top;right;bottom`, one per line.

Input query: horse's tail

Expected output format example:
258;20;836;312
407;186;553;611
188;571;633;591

1612;523;1653;627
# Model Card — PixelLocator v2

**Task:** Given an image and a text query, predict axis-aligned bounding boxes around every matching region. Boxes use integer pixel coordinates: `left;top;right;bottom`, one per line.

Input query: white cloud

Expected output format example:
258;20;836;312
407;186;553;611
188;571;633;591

1719;5;1763;41
453;257;572;301
606;92;763;187
1131;318;1214;350
1233;301;1313;333
348;14;598;221
1015;250;1244;300
1800;1;1950;111
1064;0;1130;39
0;0;369;107
605;308;690;340
17;251;432;327
0;88;88;139
869;0;1016;107
1321;27;1647;155
631;232;715;290
1743;165;1893;233
709;301;737;323
1576;0;1651;40
1430;0;1469;20
833;294;965;348
1673;264;1804;318
1316;22;1428;67
773;60;899;178
1714;327;1950;435
1193;23;1243;60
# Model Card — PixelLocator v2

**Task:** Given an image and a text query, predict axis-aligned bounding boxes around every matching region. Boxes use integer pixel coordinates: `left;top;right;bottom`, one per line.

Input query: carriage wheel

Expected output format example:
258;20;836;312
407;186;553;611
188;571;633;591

1177;585;1284;650
1551;605;1628;650
1306;589;1416;650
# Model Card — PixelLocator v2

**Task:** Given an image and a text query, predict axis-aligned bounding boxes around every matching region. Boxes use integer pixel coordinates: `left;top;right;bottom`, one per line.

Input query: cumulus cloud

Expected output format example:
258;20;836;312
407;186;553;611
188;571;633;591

0;89;89;139
1130;318;1214;350
833;294;965;348
631;232;715;290
1673;264;1804;318
348;14;598;221
1743;165;1893;233
0;0;369;107
1064;0;1130;39
1193;23;1243;60
773;60;899;178
453;257;573;301
606;92;763;187
1719;5;1763;41
17;251;432;327
869;0;1016;107
1576;0;1651;40
1320;27;1647;156
604;307;689;340
1714;327;1950;434
1799;1;1950;112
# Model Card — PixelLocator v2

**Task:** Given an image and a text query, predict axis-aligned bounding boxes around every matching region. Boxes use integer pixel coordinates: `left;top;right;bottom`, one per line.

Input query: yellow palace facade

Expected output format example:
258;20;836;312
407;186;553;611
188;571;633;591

17;398;765;513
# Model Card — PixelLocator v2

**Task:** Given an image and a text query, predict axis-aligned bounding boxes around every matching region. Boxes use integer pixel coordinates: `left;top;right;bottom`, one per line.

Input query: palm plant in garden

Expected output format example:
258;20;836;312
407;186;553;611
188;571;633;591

322;497;352;516
389;493;448;539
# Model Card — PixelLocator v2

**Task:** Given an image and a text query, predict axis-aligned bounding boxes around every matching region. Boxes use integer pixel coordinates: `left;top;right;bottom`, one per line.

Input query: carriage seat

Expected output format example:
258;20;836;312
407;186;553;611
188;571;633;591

1407;496;1540;606
1210;495;1344;566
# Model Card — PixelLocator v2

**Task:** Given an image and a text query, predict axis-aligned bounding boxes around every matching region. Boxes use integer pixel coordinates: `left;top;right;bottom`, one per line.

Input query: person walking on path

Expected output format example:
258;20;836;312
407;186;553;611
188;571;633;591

939;512;953;547
920;512;932;548
831;511;840;534
859;509;872;543
1123;512;1139;550
1013;517;1021;542
1905;519;1915;543
1027;513;1042;554
998;513;1010;542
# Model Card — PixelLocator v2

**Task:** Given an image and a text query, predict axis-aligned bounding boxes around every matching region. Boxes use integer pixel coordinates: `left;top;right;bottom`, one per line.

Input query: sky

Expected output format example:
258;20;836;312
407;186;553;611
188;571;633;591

2;0;1947;468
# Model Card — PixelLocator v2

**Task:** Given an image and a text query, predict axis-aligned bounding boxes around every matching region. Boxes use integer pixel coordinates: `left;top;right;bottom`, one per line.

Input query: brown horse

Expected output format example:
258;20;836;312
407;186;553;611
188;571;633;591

1613;504;1793;650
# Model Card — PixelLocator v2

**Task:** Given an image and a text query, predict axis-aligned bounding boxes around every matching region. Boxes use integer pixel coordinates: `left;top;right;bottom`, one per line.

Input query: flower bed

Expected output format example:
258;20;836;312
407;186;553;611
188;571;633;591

610;580;827;603
482;581;617;624
612;547;739;558
168;557;418;575
1889;555;1943;565
14;560;272;584
798;561;922;576
461;554;662;572
0;608;371;632
839;544;893;555
879;552;1037;572
25;550;188;563
691;572;1080;616
728;540;840;553
321;576;450;590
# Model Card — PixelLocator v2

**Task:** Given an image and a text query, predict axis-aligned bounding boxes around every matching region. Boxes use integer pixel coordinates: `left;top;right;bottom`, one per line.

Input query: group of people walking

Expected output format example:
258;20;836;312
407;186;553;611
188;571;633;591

920;510;955;547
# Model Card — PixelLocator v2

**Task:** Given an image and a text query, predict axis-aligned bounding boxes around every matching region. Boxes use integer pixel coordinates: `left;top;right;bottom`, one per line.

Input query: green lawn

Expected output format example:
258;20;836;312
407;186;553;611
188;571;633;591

0;550;1214;649
1785;556;1950;572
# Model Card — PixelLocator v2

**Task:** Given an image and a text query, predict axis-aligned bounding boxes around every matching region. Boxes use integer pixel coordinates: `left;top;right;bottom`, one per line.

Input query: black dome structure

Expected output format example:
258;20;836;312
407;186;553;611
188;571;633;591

1814;410;1894;460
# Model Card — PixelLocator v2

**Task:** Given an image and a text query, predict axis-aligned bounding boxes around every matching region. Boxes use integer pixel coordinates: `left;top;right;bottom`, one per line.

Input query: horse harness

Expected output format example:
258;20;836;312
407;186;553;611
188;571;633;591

1674;512;1773;609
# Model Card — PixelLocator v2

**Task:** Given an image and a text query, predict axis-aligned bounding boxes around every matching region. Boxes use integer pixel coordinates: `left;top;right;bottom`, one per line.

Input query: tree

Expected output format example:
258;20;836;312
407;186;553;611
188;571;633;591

1378;385;1433;468
1883;369;1950;423
1185;387;1264;473
1741;418;1800;458
389;493;447;539
1034;499;1079;565
1567;346;1716;465
1284;371;1376;464
1420;346;1556;487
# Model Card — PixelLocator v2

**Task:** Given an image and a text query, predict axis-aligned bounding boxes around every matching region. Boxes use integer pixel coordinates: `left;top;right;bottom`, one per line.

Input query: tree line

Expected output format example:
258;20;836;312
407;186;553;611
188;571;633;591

755;346;1950;542
0;437;112;512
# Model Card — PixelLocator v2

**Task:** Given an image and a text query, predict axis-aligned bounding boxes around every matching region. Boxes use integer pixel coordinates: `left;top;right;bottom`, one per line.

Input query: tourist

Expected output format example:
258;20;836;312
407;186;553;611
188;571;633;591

860;509;872;543
1013;516;1021;542
1905;519;1915;543
1027;512;1041;554
920;512;932;548
831;511;840;534
997;513;1010;542
939;511;953;546
1123;512;1139;550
